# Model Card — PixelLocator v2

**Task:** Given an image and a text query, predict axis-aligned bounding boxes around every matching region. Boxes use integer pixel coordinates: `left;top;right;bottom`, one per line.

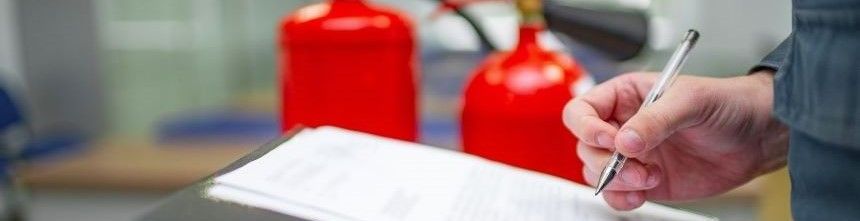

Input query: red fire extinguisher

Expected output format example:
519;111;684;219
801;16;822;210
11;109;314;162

461;0;592;183
279;0;418;141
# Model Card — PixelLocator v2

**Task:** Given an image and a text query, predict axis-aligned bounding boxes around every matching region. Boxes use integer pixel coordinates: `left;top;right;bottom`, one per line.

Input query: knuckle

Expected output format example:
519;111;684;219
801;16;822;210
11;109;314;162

563;98;579;113
576;145;605;169
575;143;588;160
561;101;576;128
581;118;600;142
572;117;594;140
562;100;586;126
583;167;598;186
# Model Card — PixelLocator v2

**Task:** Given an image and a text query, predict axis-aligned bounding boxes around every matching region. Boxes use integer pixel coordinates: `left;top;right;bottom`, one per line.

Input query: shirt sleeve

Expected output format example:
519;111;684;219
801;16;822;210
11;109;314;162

749;33;793;73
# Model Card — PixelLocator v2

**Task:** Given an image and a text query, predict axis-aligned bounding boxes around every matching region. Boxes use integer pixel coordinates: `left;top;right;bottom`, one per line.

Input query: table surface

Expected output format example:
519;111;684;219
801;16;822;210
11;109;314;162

19;137;262;191
19;131;766;220
18;136;762;197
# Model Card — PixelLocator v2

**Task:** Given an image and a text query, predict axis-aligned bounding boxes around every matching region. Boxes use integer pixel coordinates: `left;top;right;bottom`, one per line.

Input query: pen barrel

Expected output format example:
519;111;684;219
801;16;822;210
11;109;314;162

608;152;627;171
640;30;699;110
597;30;699;194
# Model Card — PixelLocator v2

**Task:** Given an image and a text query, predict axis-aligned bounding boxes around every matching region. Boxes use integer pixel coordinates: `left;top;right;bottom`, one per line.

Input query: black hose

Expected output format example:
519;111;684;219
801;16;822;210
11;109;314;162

436;1;498;51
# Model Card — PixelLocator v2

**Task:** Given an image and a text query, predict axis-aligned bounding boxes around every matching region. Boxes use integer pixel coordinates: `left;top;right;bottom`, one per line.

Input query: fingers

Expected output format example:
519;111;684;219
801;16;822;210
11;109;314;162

564;73;658;149
579;142;654;211
564;100;618;148
602;190;646;211
563;77;628;148
615;80;710;158
579;143;662;191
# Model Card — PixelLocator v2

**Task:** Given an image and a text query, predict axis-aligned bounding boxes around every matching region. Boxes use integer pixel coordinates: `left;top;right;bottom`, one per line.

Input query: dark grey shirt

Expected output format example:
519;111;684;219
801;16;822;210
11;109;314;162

754;1;860;220
758;0;860;147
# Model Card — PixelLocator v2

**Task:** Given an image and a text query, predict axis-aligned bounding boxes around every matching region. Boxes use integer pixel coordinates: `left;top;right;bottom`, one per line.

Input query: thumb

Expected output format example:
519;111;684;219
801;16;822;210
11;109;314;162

614;91;705;158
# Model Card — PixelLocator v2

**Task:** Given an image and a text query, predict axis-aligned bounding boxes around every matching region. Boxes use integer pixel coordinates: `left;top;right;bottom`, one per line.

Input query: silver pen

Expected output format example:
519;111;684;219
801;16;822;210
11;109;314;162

595;29;700;195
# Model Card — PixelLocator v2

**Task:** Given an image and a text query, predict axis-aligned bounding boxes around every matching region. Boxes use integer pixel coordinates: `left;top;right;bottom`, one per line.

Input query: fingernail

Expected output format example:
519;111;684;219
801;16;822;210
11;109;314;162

646;166;661;186
627;192;641;205
597;132;613;147
620;167;644;185
619;129;645;154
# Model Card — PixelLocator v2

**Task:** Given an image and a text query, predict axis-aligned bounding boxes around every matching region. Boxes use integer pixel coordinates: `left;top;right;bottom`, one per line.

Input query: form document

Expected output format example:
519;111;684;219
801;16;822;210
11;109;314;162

208;126;716;221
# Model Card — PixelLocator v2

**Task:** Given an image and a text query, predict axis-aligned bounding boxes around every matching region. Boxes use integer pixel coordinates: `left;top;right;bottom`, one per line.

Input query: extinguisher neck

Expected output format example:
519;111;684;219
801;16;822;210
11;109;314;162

516;0;545;26
514;25;543;53
330;0;365;4
513;0;545;54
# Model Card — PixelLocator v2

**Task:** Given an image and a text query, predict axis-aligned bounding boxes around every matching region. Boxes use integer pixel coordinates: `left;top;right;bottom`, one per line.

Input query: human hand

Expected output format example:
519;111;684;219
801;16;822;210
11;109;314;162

563;72;788;210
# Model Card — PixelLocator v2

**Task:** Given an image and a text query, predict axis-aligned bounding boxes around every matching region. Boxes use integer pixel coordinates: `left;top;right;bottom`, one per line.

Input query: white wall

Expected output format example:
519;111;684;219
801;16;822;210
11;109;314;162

646;0;793;76
0;0;22;79
0;0;30;118
15;0;105;134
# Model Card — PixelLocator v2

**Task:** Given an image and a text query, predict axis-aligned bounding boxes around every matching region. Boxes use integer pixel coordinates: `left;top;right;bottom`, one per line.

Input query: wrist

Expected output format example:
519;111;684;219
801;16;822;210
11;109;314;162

740;71;789;175
757;120;789;175
748;70;775;83
738;70;775;113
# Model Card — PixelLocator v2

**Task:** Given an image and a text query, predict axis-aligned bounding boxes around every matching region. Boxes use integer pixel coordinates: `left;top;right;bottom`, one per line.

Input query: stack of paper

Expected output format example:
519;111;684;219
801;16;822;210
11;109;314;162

207;126;715;221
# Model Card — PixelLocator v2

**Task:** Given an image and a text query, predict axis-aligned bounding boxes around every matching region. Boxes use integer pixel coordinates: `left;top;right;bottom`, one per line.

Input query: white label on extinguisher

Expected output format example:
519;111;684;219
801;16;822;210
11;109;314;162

571;74;596;96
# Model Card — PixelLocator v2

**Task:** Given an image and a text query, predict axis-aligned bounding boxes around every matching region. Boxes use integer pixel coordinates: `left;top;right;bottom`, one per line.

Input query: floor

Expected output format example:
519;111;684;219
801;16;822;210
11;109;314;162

23;190;165;221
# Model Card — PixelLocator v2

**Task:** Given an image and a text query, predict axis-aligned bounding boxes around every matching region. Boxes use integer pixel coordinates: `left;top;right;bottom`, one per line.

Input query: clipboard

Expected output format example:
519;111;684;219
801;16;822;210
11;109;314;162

138;127;309;221
139;126;716;221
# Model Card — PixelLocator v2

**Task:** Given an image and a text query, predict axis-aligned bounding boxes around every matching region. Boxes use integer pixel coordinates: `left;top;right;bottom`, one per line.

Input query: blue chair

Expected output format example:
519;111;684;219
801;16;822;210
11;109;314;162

0;74;86;220
0;76;26;221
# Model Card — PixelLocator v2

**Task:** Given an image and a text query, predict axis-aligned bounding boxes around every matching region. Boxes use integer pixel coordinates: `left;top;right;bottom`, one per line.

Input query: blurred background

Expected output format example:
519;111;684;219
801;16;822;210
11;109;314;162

0;0;791;220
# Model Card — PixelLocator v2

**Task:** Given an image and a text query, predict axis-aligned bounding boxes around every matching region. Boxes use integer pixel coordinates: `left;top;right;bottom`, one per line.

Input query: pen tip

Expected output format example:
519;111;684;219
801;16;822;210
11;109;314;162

594;183;607;196
594;168;616;196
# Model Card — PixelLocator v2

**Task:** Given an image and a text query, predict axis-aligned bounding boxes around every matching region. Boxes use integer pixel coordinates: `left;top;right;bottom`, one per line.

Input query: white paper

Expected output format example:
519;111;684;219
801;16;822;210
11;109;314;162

207;126;716;221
